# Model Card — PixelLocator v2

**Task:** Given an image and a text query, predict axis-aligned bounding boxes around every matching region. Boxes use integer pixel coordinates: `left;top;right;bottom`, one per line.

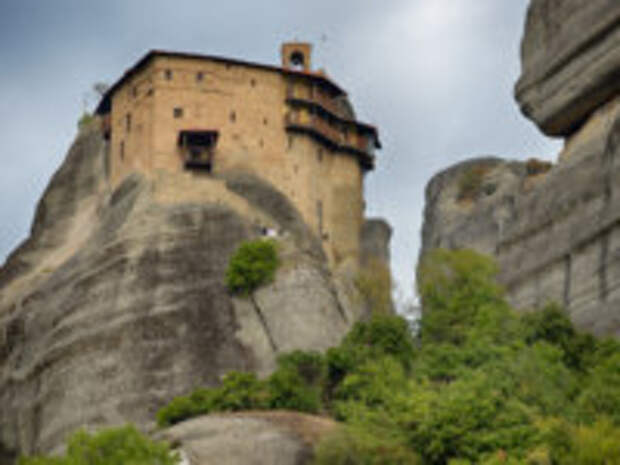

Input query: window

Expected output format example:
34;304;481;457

196;71;204;82
132;86;138;98
251;78;256;87
173;107;184;118
263;117;268;126
164;69;172;80
317;149;324;163
290;51;305;70
125;113;131;132
229;111;236;123
120;141;125;161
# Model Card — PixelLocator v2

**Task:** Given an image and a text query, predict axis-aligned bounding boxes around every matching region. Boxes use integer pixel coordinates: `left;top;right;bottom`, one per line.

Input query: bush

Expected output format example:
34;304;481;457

225;239;279;295
417;249;506;345
520;303;597;371
268;351;326;413
457;166;489;201
156;372;269;427
525;159;552;177
313;426;420;465
19;425;178;465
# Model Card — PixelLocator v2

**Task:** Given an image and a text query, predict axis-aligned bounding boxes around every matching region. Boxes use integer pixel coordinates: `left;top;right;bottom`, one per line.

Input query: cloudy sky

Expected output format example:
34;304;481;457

0;0;561;303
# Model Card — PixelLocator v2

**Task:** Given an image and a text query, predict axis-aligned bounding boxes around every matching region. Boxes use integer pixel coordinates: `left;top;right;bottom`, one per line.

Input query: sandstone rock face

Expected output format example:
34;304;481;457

361;219;392;266
515;0;620;136
158;412;336;465
0;124;365;458
420;99;620;338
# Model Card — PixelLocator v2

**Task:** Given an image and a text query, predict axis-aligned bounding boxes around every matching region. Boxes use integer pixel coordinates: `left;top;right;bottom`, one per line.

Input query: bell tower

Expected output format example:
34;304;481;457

281;42;313;71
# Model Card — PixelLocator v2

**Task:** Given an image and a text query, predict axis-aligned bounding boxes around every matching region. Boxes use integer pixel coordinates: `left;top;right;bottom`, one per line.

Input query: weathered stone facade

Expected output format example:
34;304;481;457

98;46;380;269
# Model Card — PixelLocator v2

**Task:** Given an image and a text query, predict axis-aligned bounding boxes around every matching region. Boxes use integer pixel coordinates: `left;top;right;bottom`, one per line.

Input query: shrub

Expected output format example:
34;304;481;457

19;425;178;465
268;351;326;413
525;159;552;177
520;303;597;371
457;166;489;201
225;239;279;295
417;248;506;345
575;353;620;425
408;371;536;464
313;426;420;465
77;112;96;131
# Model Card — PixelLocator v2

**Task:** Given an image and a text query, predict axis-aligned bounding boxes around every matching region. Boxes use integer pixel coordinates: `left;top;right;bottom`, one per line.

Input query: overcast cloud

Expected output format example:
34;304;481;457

0;0;561;303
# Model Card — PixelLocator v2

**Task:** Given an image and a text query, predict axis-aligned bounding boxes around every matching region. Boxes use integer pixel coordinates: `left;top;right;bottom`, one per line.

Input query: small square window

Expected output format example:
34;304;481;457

173;107;184;118
164;69;172;80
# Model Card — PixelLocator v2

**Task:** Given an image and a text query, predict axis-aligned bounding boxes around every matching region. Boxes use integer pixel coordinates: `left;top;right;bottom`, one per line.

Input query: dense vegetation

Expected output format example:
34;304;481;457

18;426;177;465
225;239;279;295
161;248;620;464
20;249;620;464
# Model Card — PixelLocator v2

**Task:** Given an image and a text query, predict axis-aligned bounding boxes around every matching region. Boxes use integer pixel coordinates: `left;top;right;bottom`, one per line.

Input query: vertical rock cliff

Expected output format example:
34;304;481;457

420;0;620;338
0;122;377;458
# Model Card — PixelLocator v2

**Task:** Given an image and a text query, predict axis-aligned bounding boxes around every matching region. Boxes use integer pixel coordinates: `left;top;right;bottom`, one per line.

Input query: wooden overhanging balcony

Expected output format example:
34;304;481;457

285;110;379;170
178;130;219;171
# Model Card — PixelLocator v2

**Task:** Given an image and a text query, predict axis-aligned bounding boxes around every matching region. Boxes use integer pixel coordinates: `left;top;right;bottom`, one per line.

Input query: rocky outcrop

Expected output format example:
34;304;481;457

422;99;620;338
422;0;620;338
158;412;336;465
361;219;392;267
515;0;620;136
0;123;365;457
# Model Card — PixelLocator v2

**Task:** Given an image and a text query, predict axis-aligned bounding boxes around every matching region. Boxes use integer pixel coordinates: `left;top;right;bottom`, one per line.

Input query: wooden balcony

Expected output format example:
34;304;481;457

285;111;374;170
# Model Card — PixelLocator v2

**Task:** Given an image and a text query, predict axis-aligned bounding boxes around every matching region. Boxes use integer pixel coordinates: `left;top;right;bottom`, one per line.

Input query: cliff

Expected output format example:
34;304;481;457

0;122;384;458
420;0;620;337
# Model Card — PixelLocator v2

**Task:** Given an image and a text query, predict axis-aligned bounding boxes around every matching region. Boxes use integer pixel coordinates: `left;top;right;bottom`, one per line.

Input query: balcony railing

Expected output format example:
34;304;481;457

286;85;343;119
285;111;374;169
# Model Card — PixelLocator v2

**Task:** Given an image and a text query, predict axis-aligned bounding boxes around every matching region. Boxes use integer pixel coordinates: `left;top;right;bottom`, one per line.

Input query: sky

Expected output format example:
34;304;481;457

0;0;562;304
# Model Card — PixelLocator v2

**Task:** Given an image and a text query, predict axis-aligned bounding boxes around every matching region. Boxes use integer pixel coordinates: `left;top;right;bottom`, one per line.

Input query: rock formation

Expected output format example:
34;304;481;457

421;0;620;338
157;412;336;465
515;0;620;136
0;122;379;459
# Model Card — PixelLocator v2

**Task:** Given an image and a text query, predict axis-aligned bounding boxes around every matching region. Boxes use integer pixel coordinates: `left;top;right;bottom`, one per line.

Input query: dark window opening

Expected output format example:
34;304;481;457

251;78;257;87
230;111;236;123
290;51;305;70
164;69;172;80
317;149;324;162
178;130;219;173
173;107;184;118
263;117;268;126
125;114;131;132
196;71;204;82
120;141;125;161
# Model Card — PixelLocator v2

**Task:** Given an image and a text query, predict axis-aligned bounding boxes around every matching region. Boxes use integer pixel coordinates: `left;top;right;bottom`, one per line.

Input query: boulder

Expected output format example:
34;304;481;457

158;412;337;465
515;0;620;136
